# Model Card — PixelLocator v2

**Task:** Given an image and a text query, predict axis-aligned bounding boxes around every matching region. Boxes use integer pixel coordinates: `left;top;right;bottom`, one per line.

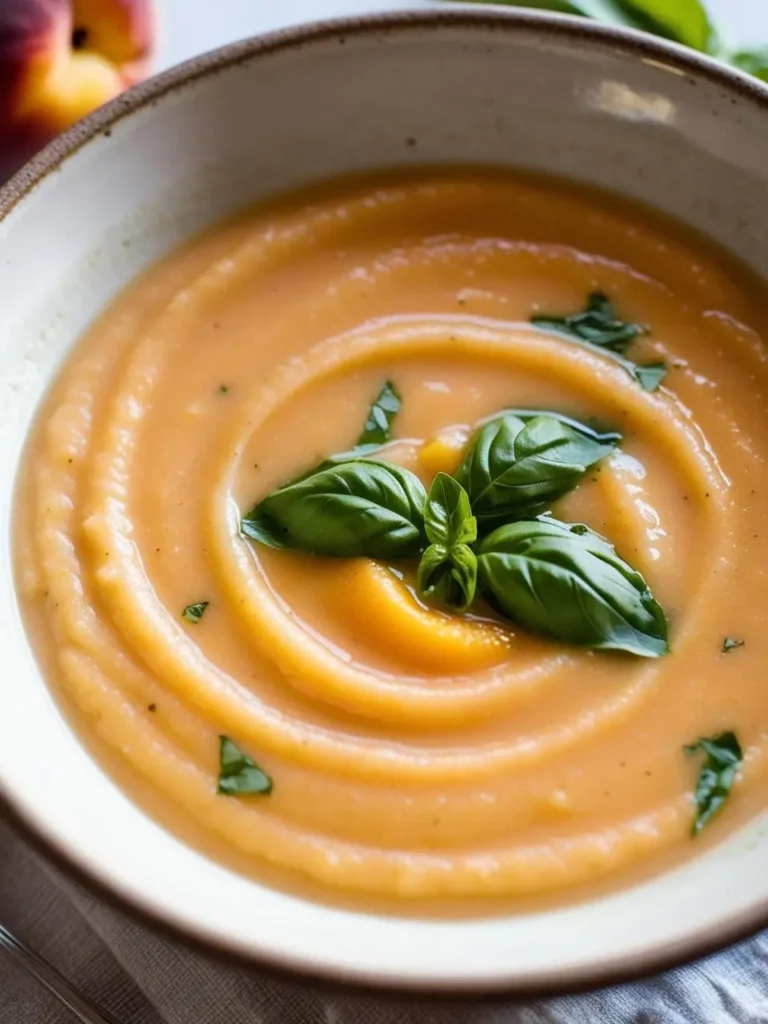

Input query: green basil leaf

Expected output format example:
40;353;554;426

501;408;622;445
684;731;742;836
217;736;273;796
616;0;717;52
477;517;668;656
242;460;427;558
730;49;768;82
357;380;402;447
455;413;617;526
532;291;643;354
531;293;667;391
182;601;209;623
417;542;478;612
722;637;745;654
424;472;477;548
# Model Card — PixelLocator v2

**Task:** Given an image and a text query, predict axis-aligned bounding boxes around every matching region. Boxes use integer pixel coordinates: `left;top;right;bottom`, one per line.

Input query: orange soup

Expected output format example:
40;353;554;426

15;170;768;909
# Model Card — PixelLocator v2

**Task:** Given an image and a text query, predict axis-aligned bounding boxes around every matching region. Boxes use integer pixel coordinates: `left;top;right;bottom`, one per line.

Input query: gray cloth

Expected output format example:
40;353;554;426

1;812;767;1023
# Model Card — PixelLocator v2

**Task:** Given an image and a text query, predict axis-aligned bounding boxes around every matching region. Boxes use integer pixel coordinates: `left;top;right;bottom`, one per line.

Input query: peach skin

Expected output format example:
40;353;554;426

0;0;155;180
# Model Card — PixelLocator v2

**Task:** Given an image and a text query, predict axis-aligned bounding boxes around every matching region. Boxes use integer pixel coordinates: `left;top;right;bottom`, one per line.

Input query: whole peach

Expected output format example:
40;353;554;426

0;0;155;180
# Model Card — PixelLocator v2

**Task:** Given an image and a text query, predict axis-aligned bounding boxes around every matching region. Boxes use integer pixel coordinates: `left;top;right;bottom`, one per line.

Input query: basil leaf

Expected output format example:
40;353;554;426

531;293;667;391
242;460;427;558
722;637;745;654
731;49;768;82
615;0;717;53
532;292;643;354
417;542;478;612
456;413;617;526
217;736;273;796
477;517;668;656
684;731;742;836
501;408;622;445
424;472;477;547
182;601;209;623
357;380;401;447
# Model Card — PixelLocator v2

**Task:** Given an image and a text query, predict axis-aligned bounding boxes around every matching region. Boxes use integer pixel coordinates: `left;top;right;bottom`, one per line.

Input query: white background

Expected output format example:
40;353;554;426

156;0;768;72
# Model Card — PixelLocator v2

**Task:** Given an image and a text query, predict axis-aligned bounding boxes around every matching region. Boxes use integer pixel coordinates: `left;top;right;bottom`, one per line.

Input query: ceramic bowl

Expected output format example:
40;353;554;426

2;10;768;995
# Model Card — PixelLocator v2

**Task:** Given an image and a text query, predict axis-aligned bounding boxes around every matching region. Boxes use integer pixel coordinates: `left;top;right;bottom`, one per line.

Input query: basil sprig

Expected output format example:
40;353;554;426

242;460;427;558
477;517;669;656
456;413;618;527
531;292;667;392
684;732;742;836
417;473;478;611
217;736;273;796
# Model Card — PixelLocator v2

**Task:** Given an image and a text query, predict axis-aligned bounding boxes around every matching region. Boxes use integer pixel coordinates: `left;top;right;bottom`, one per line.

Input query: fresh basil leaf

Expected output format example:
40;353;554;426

477;517;669;656
424;472;477;548
684;731;742;836
182;601;209;623
722;637;745;654
501;408;622;446
357;380;402;447
417;542;478;613
456;413;617;526
241;460;427;558
532;292;643;354
731;49;768;82
531;293;667;391
217;736;273;796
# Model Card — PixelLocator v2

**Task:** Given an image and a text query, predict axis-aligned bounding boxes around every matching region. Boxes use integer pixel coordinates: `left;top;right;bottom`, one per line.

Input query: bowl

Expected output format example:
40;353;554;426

2;9;768;996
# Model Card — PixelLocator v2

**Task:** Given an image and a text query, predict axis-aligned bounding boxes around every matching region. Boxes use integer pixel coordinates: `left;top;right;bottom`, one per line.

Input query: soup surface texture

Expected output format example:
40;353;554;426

15;170;768;910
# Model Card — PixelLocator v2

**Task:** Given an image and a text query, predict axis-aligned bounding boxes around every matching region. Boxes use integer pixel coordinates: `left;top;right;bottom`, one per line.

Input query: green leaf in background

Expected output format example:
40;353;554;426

417;541;478;613
455;413;618;526
531;293;667;391
241;460;427;558
477;516;669;655
684;731;742;835
417;473;478;611
617;0;717;52
731;49;768;82
356;380;402;448
218;736;273;796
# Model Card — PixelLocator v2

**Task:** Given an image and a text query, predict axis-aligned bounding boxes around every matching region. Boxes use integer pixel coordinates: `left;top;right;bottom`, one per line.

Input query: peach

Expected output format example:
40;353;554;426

0;0;155;180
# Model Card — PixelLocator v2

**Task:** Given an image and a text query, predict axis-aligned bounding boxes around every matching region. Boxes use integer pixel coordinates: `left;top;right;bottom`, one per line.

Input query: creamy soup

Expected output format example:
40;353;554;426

15;170;768;911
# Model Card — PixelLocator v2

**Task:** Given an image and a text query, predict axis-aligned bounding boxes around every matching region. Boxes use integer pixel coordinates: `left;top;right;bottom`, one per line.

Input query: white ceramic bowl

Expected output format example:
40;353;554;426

2;10;768;995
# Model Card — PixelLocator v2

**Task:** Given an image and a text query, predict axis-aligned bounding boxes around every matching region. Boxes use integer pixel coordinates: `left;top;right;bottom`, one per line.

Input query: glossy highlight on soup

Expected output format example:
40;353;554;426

14;170;768;908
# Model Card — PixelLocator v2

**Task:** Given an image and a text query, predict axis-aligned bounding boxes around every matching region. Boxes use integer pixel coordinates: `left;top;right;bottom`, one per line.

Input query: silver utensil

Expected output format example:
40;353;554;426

0;923;123;1024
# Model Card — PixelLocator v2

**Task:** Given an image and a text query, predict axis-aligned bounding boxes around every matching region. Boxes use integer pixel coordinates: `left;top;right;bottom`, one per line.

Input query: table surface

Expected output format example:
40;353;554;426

157;0;768;71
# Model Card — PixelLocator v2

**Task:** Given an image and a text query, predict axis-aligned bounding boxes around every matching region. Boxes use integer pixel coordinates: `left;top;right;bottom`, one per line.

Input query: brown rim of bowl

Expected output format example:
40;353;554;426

2;7;768;999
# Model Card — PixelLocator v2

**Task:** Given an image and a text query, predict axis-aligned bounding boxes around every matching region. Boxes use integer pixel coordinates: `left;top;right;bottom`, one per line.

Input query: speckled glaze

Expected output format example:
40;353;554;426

2;10;768;995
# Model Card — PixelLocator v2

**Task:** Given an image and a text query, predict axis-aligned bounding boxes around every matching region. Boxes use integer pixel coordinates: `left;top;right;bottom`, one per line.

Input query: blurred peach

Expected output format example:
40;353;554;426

0;0;155;179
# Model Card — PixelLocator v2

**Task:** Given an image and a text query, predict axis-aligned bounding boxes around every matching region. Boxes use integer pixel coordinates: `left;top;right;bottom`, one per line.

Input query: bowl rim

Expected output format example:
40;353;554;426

3;6;768;998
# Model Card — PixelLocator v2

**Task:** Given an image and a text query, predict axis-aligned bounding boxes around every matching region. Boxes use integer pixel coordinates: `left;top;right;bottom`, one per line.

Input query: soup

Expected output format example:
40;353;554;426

15;170;768;909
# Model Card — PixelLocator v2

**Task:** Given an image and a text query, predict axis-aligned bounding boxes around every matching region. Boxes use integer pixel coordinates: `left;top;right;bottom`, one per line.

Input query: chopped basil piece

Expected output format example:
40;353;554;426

357;380;402;447
531;292;667;391
217;736;273;796
684;731;742;836
182;601;209;623
722;637;745;654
